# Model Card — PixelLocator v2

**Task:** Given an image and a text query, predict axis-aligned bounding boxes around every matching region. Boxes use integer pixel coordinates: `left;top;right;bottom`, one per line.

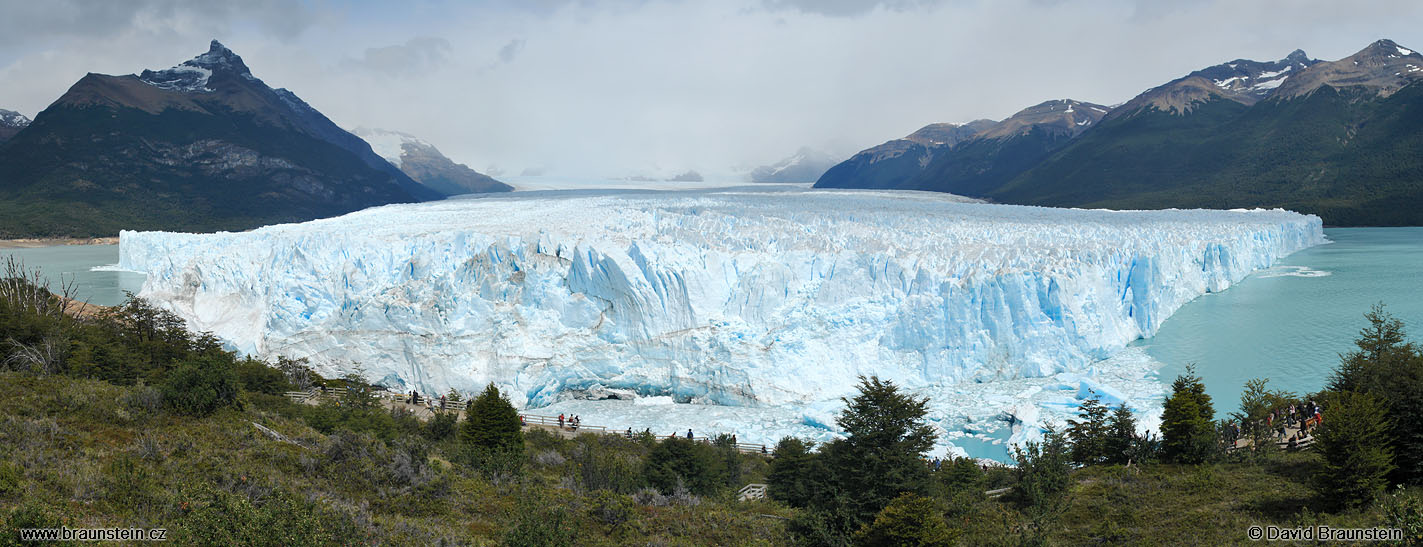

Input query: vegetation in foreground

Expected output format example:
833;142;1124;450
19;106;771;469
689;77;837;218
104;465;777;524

2;258;1422;545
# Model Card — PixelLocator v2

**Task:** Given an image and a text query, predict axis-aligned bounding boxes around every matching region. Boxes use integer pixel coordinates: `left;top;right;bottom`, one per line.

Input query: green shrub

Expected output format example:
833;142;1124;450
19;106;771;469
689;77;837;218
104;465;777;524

502;496;573;547
160;358;240;417
587;490;635;528
853;493;958;547
1382;487;1423;546
179;486;351;546
234;359;291;395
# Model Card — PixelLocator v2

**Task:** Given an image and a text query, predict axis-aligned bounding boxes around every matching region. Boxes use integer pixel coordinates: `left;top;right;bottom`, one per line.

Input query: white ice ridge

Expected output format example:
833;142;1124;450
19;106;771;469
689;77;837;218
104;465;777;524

118;188;1324;429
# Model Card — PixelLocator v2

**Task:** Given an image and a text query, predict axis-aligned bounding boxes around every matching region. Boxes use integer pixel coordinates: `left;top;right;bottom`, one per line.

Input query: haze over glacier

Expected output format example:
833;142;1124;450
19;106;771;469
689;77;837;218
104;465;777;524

118;188;1324;457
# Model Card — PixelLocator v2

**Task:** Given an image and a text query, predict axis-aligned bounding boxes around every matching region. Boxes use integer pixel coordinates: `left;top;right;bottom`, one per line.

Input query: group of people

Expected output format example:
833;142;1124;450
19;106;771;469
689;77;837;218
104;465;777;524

404;390;463;411
557;413;582;431
1224;399;1326;450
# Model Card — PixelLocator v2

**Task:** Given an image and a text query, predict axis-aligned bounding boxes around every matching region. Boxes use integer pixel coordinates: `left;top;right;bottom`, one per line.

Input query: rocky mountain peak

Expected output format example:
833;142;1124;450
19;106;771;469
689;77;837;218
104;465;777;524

1272;38;1422;100
0;109;30;128
976;99;1111;139
1105;49;1318;119
138;39;255;92
0;108;31;143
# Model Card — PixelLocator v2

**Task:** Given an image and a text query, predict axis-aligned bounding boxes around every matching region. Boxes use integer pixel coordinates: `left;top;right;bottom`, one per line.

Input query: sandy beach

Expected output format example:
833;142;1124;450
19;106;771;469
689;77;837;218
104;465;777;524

0;237;119;249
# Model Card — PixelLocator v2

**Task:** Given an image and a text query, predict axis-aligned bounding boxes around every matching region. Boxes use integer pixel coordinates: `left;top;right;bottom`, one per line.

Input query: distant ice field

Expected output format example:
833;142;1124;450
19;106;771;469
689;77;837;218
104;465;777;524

119;187;1324;459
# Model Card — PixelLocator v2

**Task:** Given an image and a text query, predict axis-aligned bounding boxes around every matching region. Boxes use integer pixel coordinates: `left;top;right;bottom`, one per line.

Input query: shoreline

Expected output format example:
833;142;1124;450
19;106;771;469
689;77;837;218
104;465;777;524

0;237;119;249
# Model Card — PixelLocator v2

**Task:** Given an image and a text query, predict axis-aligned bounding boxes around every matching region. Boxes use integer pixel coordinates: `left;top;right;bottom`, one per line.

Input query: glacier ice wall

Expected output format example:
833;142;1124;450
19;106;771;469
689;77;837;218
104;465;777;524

119;189;1324;416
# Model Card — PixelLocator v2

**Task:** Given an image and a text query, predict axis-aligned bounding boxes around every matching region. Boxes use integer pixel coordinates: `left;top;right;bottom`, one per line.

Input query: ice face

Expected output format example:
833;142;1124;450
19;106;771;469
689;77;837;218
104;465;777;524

118;187;1324;458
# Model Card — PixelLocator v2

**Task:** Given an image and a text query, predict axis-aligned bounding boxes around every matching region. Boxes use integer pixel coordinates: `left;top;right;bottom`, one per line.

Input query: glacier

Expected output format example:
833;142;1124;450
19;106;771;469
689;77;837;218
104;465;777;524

117;187;1324;459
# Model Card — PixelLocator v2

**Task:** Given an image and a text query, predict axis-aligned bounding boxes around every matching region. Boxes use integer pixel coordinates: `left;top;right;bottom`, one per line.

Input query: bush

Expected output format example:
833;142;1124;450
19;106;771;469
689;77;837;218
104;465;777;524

160;358;240;417
234;359;291;395
587;490;635;528
853;493;958;547
179;486;352;546
502;496;573;547
425;410;458;442
1381;487;1423;546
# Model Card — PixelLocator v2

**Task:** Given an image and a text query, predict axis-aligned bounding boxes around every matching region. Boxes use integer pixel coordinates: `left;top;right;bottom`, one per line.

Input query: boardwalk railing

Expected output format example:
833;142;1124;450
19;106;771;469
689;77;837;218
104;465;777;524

738;483;767;502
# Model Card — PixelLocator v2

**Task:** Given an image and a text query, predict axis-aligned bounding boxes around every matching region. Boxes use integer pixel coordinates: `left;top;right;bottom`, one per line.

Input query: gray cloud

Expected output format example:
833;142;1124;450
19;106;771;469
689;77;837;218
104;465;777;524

0;0;314;47
344;37;452;76
3;0;1423;179
761;0;947;17
498;39;526;64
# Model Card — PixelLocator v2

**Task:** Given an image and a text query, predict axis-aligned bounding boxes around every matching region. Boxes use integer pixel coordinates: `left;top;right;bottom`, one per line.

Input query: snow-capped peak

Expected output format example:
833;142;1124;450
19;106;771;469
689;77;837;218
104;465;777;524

351;127;430;168
0;109;30;128
138;39;255;92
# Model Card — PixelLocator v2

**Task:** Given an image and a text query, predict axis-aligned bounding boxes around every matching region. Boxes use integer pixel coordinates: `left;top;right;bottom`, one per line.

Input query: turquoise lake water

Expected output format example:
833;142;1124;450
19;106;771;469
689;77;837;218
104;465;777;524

4;227;1420;422
0;244;143;307
1138;227;1423;417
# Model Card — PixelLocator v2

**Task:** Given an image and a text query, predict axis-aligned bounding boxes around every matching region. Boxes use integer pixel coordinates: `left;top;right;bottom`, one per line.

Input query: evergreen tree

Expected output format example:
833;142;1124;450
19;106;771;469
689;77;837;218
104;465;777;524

767;437;817;507
461;383;524;454
1104;403;1141;465
1160;365;1217;464
1314;391;1395;508
1066;392;1110;465
1325;305;1423;484
642;436;717;495
823;376;936;528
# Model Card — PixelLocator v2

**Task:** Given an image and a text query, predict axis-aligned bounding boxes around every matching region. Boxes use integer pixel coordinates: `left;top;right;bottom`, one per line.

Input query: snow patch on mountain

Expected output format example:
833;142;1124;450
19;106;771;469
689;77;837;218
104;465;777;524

352;127;423;168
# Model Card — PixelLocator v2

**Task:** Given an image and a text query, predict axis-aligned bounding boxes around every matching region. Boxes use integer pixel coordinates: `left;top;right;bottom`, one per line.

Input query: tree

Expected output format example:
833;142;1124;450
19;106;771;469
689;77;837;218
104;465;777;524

1325;305;1423;484
1160;365;1217;464
1104;403;1148;465
1066;392;1110;465
1314;391;1395;508
642;436;717;495
823;376;937;528
1012;428;1073;543
768;437;817;507
852;493;958;547
461;383;524;454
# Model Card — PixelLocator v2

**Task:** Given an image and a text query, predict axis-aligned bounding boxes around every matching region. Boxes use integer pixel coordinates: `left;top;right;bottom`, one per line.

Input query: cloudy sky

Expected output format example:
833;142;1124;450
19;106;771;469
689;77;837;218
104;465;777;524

1;0;1420;178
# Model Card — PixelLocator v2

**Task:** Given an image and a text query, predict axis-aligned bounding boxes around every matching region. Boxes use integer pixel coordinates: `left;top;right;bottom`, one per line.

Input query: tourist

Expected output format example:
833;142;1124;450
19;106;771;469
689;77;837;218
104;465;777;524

686;428;693;440
559;414;565;428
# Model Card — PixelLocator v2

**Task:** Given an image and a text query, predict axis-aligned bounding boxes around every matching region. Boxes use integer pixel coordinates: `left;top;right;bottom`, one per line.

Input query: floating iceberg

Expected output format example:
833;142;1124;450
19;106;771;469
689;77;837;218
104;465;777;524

119;187;1324;458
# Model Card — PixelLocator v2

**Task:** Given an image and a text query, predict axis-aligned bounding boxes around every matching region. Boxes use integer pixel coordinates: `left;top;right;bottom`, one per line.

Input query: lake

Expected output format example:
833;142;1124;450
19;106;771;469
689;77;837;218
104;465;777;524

1139;227;1423;417
0;244;144;307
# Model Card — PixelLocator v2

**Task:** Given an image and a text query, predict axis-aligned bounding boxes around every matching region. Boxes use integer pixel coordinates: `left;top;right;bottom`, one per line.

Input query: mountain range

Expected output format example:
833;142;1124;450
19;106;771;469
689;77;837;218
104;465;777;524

816;39;1423;226
352;128;511;195
0;41;503;238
